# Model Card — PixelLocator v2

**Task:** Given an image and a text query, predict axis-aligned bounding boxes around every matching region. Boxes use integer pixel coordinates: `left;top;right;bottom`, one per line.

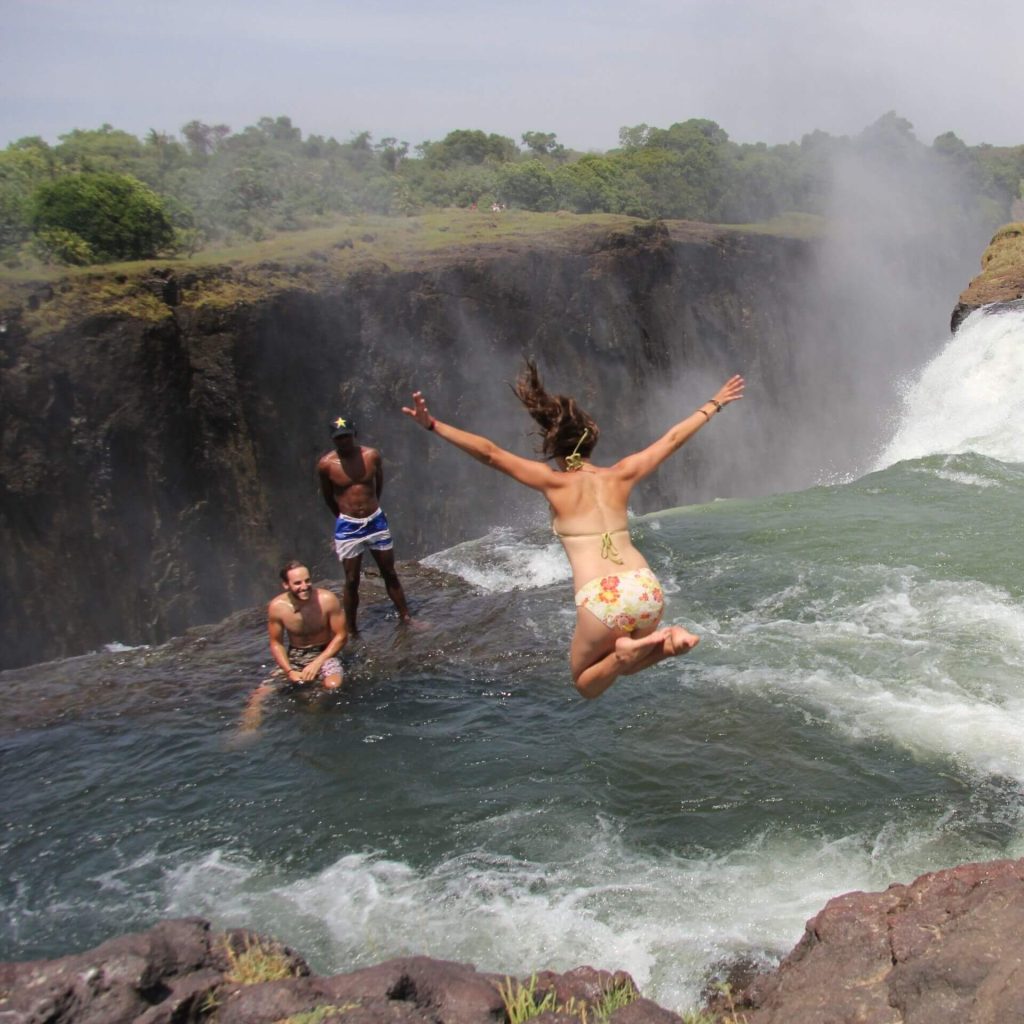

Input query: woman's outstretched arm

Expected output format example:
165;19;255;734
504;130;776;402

615;375;745;483
402;390;553;491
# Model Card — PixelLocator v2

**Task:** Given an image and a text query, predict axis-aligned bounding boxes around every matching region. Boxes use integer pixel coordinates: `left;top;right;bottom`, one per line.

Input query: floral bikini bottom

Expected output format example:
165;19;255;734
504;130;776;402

574;567;665;634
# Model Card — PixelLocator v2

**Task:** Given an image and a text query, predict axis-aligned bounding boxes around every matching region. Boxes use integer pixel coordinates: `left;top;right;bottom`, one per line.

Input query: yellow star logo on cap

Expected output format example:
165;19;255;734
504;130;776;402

334;417;347;429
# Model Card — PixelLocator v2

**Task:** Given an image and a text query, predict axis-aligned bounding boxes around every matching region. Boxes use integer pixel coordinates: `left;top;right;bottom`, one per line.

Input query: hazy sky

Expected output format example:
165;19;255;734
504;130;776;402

3;0;1022;152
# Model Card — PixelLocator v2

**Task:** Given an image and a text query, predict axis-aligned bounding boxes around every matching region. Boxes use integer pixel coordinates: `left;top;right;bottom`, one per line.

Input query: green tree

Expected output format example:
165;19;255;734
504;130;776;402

421;129;517;167
376;137;409;172
256;115;302;144
625;119;732;219
55;124;144;174
645;118;730;152
31;171;175;262
181;120;229;159
858;111;919;160
618;124;651;149
618;147;703;218
552;155;647;215
521;131;565;159
497;160;557;210
32;227;94;265
0;138;55;251
971;142;1024;212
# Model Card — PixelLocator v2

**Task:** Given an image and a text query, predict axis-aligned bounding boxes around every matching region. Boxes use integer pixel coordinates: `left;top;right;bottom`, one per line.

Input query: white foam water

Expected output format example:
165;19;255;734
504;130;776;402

710;562;1024;783
877;307;1024;468
423;526;570;593
161;811;1024;1013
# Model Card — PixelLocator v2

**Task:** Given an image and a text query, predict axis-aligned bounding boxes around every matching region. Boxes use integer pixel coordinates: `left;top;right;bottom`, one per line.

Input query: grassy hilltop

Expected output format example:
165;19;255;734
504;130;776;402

0;209;821;338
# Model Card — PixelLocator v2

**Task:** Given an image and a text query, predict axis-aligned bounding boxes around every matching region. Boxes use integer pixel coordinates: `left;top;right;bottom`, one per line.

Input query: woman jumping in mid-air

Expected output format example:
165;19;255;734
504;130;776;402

402;363;744;698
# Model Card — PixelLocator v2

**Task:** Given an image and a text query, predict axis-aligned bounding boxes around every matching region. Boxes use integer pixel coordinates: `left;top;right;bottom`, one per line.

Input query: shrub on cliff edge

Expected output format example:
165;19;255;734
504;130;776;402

30;171;175;263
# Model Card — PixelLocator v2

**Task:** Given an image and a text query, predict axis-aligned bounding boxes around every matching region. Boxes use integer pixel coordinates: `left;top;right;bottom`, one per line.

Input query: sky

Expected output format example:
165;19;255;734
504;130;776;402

2;0;1022;153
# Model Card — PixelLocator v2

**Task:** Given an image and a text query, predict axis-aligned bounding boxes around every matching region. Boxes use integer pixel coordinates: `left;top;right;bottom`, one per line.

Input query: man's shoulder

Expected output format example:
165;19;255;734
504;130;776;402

316;450;336;469
315;587;342;610
267;593;289;617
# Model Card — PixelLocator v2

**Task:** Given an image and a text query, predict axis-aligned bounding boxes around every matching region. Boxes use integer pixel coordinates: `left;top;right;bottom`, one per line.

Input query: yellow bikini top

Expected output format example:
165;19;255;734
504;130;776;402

554;528;625;564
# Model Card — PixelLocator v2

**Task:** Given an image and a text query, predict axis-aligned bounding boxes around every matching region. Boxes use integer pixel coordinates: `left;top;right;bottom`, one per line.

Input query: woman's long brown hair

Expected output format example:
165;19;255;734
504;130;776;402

512;360;599;461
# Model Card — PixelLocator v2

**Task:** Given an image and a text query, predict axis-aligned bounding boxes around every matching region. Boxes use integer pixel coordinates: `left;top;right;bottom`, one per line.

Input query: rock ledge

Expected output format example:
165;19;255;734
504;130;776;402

4;858;1024;1023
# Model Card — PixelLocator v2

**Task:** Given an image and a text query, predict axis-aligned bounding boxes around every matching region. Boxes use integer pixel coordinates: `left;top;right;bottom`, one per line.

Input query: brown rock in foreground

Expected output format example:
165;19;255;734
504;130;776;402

4;858;1024;1023
730;857;1024;1023
0;920;666;1024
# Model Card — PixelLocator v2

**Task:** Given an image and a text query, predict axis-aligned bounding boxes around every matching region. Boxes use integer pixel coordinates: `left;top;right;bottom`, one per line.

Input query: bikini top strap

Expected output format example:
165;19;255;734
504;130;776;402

564;429;589;472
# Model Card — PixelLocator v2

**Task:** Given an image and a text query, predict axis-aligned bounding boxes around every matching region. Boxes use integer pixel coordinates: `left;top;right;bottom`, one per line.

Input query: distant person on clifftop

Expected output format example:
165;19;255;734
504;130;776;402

239;561;348;733
316;415;412;633
402;364;744;698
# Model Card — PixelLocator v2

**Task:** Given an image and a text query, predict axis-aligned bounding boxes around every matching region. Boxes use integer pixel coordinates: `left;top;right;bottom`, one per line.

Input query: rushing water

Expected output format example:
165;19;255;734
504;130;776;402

3;307;1024;1013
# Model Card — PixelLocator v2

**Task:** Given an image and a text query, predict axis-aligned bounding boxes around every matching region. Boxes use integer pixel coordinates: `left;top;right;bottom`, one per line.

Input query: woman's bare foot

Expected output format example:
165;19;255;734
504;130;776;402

664;626;699;656
613;628;671;668
611;626;700;677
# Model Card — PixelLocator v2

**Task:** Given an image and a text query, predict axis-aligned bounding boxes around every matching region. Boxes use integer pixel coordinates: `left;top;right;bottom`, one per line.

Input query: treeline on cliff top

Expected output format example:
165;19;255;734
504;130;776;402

1;112;1023;267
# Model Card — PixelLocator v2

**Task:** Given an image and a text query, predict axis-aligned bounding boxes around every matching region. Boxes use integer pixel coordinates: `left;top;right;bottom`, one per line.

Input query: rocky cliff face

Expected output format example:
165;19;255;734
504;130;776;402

0;217;967;668
951;221;1024;331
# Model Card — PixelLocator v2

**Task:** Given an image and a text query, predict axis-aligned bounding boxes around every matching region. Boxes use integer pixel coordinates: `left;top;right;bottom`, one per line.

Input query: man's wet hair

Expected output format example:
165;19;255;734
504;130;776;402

279;559;308;582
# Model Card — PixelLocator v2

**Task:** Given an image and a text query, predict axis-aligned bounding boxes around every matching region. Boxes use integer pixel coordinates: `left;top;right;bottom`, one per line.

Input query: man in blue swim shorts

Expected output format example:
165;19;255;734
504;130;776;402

317;415;411;633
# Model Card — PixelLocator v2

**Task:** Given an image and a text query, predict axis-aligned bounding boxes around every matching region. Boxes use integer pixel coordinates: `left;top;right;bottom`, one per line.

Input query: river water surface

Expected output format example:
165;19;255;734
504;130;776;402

3;308;1024;1014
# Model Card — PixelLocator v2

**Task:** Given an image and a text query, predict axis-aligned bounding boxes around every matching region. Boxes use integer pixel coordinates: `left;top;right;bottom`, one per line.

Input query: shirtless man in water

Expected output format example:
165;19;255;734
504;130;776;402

316;415;411;633
238;561;347;734
267;560;347;688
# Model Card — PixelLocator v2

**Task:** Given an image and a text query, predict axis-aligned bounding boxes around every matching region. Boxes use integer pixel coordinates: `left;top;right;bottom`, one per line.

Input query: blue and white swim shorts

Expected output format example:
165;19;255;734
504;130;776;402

333;508;394;561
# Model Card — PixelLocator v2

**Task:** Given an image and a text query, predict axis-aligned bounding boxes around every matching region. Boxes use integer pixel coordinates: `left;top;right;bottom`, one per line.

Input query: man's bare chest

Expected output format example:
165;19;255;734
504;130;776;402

281;605;323;636
329;456;376;488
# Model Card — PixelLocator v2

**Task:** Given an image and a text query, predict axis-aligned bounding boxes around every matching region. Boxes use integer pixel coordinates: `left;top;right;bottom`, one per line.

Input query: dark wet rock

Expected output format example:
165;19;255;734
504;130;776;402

950;299;975;334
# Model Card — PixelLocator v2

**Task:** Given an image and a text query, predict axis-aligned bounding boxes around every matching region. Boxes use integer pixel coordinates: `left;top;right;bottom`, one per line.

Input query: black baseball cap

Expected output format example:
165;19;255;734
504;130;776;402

330;415;356;437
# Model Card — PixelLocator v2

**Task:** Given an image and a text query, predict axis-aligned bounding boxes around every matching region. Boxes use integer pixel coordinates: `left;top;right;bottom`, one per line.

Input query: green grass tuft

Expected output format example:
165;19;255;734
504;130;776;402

498;974;638;1024
223;936;300;985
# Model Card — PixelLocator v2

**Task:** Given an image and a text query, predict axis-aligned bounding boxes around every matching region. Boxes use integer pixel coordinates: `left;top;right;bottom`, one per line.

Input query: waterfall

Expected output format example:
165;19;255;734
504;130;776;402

875;304;1024;468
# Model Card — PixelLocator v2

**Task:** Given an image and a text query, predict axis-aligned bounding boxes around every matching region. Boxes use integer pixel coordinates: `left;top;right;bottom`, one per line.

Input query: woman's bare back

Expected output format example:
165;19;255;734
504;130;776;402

545;464;650;588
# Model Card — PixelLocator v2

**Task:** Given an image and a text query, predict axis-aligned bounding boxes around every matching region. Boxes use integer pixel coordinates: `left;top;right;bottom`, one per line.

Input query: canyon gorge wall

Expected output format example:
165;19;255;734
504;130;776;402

0;216;979;668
